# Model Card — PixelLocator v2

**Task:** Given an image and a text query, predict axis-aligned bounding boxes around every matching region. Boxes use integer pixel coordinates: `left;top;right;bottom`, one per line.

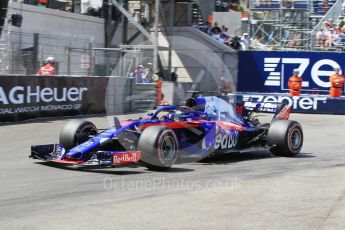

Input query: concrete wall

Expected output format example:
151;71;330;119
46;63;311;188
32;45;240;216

160;27;238;93
162;81;193;105
0;2;145;75
106;76;134;115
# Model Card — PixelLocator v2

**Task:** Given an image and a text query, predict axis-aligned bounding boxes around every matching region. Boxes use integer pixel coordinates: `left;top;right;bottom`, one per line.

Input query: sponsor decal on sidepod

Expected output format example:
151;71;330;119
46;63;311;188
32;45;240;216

214;132;238;150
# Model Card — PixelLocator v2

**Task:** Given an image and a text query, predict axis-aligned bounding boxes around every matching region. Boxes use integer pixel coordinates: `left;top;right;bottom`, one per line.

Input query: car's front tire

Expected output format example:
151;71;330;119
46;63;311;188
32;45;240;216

267;120;303;157
138;126;179;170
59;119;97;150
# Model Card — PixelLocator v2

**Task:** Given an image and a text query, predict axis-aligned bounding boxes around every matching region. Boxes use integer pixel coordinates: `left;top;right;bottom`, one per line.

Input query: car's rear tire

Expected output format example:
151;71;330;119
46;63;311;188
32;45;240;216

267;120;303;157
59;119;97;150
138;126;179;171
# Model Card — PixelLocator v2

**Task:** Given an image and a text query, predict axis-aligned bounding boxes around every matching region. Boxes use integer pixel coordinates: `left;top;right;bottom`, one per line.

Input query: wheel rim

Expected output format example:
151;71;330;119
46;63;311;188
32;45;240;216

290;129;302;149
160;135;176;161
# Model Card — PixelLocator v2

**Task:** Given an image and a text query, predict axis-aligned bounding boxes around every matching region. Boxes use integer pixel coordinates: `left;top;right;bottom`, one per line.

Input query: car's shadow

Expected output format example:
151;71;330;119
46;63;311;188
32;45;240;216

36;162;194;175
36;151;314;174
179;151;315;165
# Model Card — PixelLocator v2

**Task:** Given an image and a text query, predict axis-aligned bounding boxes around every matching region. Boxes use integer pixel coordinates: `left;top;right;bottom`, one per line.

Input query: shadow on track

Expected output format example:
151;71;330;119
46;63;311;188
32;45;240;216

193;151;315;165
36;162;194;175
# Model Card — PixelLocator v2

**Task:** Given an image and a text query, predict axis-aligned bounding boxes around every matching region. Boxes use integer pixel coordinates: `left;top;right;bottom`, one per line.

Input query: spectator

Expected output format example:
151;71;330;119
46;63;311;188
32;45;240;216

240;33;250;50
186;91;200;107
221;0;229;12
142;63;153;83
288;69;303;96
192;20;198;29
324;28;333;47
211;22;221;35
133;65;144;83
229;36;241;50
329;67;344;97
222;27;229;37
332;29;342;46
37;57;56;76
316;28;327;47
223;34;230;44
170;68;178;82
336;16;345;31
212;30;221;40
202;22;210;34
152;70;160;82
218;34;225;44
215;0;222;11
339;28;345;43
221;25;226;33
160;93;169;105
140;15;148;26
322;0;329;12
219;71;232;94
328;18;334;28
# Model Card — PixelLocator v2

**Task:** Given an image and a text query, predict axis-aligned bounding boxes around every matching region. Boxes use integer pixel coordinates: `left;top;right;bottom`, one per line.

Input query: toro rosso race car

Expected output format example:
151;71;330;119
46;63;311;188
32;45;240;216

30;96;303;170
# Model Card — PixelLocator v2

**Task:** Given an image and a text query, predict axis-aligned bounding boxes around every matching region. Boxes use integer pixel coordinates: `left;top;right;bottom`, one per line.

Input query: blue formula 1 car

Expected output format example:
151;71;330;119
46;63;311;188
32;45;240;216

30;96;303;170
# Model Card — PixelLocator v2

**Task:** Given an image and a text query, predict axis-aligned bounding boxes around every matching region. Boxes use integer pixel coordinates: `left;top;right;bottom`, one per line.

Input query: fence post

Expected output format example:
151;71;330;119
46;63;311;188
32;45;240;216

33;33;39;74
89;40;94;76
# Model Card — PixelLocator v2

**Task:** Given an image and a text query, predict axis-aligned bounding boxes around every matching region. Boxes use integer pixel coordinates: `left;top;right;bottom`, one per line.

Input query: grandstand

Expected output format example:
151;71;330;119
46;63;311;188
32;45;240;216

249;0;344;50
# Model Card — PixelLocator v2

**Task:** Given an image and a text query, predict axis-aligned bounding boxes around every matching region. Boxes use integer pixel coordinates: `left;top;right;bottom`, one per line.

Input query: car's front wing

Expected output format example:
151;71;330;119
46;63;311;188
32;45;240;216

30;144;141;166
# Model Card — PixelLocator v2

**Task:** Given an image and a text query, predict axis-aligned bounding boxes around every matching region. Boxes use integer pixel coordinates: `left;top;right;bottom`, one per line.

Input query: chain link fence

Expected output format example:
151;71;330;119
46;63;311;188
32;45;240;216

0;28;99;75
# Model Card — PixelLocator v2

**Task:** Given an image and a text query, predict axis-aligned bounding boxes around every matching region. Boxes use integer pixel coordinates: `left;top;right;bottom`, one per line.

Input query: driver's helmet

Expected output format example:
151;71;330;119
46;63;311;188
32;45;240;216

167;110;182;121
167;113;175;120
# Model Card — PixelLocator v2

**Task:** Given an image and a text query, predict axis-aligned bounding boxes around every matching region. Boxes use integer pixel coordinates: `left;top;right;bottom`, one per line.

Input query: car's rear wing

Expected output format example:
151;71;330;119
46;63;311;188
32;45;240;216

243;101;291;120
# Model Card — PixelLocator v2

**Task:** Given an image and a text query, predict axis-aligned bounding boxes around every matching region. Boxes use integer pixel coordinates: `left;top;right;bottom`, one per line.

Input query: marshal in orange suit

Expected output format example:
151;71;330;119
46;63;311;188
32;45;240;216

288;69;303;96
329;67;345;97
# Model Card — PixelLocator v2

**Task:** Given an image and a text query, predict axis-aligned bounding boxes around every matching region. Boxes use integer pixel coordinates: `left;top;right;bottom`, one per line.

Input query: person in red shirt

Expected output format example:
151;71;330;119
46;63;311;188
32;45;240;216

37;57;56;76
288;69;303;96
329;67;345;97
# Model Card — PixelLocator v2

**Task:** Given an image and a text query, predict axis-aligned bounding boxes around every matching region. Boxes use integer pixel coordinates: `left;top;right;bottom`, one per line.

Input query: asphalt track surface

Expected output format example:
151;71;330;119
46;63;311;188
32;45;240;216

0;113;345;230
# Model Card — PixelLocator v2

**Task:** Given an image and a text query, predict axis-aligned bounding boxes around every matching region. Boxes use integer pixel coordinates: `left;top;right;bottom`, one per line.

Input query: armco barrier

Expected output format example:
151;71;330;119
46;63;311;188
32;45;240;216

229;92;345;115
0;75;108;122
238;51;345;96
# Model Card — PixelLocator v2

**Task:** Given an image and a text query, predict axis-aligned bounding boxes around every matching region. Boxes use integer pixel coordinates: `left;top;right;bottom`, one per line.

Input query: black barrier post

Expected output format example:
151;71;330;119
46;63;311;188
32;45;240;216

66;47;71;75
33;33;39;73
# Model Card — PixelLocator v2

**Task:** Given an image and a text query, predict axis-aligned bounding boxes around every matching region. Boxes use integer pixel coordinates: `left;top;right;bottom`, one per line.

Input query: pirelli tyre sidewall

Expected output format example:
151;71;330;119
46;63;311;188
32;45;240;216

138;126;179;170
267;120;303;157
59;119;97;150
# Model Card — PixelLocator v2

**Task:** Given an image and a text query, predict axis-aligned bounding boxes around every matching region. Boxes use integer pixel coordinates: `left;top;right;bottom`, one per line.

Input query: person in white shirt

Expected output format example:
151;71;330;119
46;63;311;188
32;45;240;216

240;33;250;50
324;28;333;47
332;29;341;46
316;28;327;47
218;35;225;44
212;31;221;40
